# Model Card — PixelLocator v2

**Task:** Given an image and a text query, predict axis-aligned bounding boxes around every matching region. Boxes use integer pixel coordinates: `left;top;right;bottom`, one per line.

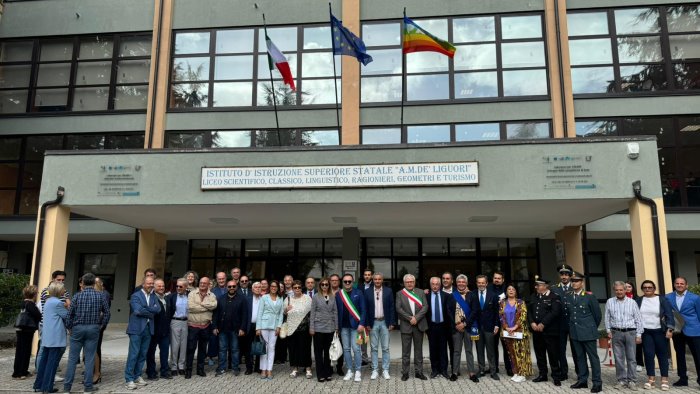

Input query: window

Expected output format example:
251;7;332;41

576;115;700;208
568;5;700;94
170;25;341;109
0;34;151;114
361;13;548;104
165;129;339;148
0;132;144;216
586;252;609;301
361;121;551;144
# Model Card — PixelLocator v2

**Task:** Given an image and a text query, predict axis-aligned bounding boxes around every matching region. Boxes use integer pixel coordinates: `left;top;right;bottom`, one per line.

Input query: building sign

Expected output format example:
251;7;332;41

98;164;142;196
201;162;479;190
543;155;596;189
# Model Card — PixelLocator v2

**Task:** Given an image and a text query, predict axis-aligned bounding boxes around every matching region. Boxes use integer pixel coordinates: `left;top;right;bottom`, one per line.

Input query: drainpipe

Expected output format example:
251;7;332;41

553;0;569;136
32;186;65;286
147;0;165;149
632;180;666;294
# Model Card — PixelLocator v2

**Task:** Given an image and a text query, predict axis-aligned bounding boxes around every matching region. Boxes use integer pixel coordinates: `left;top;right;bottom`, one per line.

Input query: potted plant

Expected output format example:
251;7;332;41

598;328;610;349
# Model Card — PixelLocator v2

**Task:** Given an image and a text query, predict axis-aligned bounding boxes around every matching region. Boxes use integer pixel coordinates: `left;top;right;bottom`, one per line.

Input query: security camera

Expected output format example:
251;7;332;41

627;143;639;160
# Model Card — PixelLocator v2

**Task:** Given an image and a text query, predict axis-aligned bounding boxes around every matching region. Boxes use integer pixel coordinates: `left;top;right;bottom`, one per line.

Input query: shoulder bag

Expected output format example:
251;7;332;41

251;335;267;356
14;307;38;330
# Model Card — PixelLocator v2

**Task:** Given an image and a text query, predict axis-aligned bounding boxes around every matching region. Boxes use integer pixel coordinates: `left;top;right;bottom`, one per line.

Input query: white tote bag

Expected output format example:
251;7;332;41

329;331;343;361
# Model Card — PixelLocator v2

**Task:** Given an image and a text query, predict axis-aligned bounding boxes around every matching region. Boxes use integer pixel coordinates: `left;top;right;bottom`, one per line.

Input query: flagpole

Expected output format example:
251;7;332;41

263;13;281;140
400;8;406;136
329;3;341;135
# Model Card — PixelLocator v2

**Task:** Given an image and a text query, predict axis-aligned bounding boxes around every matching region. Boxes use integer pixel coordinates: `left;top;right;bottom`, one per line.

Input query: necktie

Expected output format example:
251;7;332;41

480;291;485;309
243;289;247;296
433;292;442;323
308;291;312;297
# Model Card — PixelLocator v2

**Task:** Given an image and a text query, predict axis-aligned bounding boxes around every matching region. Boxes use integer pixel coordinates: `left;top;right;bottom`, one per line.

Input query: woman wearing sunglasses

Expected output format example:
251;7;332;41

635;280;674;390
310;278;338;382
255;280;285;380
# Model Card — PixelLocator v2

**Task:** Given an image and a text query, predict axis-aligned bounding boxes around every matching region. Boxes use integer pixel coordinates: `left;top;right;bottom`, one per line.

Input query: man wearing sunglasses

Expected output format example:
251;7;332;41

167;278;189;376
364;272;395;380
212;280;249;377
336;274;367;382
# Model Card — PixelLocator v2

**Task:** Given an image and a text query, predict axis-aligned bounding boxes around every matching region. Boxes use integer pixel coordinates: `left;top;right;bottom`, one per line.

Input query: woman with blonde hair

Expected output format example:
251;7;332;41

13;285;41;380
33;282;68;393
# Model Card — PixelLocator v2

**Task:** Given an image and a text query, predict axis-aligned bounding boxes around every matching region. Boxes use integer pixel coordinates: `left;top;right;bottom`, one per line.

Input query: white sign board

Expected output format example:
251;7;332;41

201;162;478;190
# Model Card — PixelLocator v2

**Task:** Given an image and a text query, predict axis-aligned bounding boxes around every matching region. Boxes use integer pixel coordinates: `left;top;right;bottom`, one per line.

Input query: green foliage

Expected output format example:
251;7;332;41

0;274;30;327
688;283;700;296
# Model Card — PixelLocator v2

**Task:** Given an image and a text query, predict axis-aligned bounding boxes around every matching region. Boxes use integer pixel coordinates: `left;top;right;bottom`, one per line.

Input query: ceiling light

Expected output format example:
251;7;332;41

332;216;357;224
468;216;498;223
209;217;239;224
681;125;700;132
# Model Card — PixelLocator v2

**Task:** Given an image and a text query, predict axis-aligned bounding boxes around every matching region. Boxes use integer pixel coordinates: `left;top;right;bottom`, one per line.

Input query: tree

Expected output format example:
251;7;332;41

0;274;30;327
171;63;208;108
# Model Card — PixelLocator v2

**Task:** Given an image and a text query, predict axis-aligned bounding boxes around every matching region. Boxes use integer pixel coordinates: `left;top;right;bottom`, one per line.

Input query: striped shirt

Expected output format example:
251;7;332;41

605;296;643;337
66;287;111;329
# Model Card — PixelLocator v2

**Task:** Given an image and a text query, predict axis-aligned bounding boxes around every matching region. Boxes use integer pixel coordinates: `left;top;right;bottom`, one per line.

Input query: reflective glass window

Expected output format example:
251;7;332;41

455;123;500;141
362;128;401;145
407;125;450;143
505;122;550;139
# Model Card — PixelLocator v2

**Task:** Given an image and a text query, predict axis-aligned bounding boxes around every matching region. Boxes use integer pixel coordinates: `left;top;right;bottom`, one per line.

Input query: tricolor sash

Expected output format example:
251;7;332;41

339;289;361;322
401;288;423;309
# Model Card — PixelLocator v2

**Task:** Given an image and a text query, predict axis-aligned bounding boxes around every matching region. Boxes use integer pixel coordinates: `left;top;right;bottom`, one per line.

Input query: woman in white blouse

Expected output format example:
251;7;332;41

285;280;313;378
635;280;674;391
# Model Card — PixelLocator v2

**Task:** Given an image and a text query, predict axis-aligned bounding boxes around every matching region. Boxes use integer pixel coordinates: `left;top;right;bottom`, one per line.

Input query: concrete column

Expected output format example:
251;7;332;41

340;0;360;145
544;0;576;138
554;226;584;274
144;0;174;149
628;198;673;295
342;227;360;278
136;229;168;282
30;205;70;290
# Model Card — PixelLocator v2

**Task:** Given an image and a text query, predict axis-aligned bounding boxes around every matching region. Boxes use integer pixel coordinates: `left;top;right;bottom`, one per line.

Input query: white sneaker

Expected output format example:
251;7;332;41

636;365;643;372
515;375;527;383
125;381;137;390
382;370;390;380
370;370;379;380
343;371;353;381
54;375;64;382
135;377;148;386
629;382;638;391
354;371;361;382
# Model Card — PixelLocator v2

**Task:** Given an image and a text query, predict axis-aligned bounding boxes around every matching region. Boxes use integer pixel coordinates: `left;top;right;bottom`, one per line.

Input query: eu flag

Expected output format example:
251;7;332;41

331;14;373;66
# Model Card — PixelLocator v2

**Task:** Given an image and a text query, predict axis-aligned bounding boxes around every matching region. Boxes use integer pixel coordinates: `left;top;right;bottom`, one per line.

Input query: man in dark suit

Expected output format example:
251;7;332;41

396;273;428;381
566;272;602;393
530;277;563;386
124;276;162;390
427;276;450;379
364;272;395;380
445;274;480;382
212;279;249;376
474;275;500;380
551;263;577;381
487;271;511;376
304;277;316;298
146;278;172;380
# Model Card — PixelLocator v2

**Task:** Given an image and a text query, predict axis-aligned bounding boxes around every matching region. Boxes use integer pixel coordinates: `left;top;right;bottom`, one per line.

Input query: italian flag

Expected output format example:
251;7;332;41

266;35;296;91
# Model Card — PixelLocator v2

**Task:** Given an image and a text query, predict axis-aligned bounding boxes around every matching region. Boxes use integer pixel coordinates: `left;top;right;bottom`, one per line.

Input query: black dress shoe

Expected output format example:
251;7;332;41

491;374;500;380
146;375;158;381
416;373;428;380
532;376;548;382
430;372;439;379
479;371;487;377
571;381;588;389
196;370;206;377
441;372;450;379
469;375;479;383
336;366;344;376
161;373;173;379
507;371;514;377
179;369;186;376
561;375;569;381
450;374;458;382
673;379;689;387
554;380;562;386
245;370;253;375
184;370;192;379
401;373;409;381
590;385;602;393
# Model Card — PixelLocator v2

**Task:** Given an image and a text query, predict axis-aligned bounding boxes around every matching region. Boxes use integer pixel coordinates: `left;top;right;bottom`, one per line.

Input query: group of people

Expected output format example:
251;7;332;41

12;264;700;393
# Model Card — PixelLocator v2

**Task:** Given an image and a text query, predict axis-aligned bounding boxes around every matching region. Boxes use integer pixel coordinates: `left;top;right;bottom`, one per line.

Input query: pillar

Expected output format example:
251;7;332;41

136;229;167;282
340;0;360;145
342;227;360;279
144;0;174;149
554;226;584;274
545;0;576;138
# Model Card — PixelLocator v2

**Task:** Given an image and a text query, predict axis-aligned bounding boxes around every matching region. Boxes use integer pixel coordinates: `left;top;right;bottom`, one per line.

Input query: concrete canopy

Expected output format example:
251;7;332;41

39;137;662;240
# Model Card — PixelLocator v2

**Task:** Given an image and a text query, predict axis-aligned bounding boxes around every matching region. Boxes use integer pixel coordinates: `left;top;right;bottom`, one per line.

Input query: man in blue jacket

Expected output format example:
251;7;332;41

336;273;366;382
212;279;249;377
364;272;395;380
666;276;700;387
125;276;162;390
146;278;172;380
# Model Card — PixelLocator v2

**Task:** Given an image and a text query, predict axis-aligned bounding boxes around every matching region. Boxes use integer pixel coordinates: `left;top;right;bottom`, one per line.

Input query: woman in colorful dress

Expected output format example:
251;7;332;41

499;283;532;382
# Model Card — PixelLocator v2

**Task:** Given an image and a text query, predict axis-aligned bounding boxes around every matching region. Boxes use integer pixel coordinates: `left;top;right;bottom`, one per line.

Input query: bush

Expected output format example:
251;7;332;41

689;283;700;296
0;273;30;327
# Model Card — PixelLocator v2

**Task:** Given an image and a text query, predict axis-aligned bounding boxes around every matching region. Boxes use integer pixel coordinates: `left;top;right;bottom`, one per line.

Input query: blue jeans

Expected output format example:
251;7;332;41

33;346;64;392
340;327;362;373
218;331;241;372
63;324;100;391
370;320;390;372
125;326;152;383
642;328;669;377
146;334;170;378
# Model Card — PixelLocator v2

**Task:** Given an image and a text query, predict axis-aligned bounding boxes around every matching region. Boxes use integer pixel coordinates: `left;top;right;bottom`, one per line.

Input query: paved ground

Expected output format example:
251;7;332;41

0;325;697;393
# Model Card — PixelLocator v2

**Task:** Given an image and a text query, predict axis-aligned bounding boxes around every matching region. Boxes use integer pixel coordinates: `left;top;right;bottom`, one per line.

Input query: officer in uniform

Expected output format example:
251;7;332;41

529;277;562;386
551;264;577;380
566;272;602;393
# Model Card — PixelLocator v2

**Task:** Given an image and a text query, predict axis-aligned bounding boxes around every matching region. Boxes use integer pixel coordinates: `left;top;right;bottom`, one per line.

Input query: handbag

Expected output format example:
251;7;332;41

329;331;343;361
14;308;38;330
251;335;267;356
279;322;288;338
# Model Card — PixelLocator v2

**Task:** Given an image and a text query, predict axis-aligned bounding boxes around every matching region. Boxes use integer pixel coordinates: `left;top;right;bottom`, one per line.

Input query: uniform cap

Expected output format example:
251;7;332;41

558;264;573;274
570;271;585;280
